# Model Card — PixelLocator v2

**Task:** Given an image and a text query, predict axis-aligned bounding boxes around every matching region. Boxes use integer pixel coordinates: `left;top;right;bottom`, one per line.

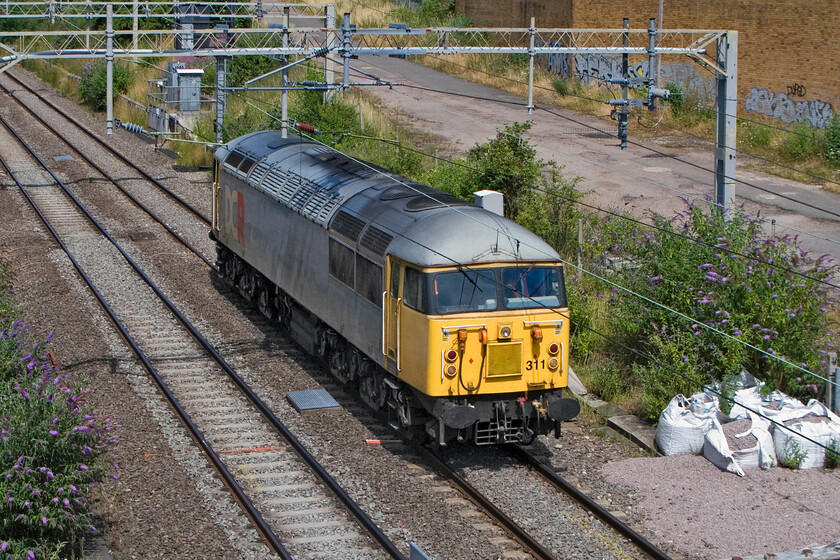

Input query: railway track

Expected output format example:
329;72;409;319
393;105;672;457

0;110;404;560
0;68;672;560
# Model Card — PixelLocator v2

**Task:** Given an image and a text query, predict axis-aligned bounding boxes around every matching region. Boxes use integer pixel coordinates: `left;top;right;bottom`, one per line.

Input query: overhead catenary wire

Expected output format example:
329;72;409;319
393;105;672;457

272;80;840;294
417;55;840;203
236;90;838;390
221;99;840;452
326;59;840;250
342;64;840;254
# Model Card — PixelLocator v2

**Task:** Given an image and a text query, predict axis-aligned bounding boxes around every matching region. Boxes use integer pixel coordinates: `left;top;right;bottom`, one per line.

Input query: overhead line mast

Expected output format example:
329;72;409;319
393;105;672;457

0;2;737;208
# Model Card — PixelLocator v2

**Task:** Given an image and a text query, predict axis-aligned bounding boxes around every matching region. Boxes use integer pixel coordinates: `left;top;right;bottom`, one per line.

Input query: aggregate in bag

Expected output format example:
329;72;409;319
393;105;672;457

655;393;719;455
702;417;776;476
773;401;840;470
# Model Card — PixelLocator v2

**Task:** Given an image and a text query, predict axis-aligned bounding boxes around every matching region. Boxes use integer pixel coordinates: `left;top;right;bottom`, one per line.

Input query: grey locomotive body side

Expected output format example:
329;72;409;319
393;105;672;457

215;153;383;359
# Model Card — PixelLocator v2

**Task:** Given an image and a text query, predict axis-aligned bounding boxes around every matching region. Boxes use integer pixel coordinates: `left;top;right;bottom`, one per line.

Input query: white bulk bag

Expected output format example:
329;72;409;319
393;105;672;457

703;418;776;476
655;394;718;455
773;404;840;470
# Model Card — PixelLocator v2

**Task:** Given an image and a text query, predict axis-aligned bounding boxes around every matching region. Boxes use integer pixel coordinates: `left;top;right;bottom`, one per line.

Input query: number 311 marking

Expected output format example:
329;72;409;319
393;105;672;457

525;359;546;371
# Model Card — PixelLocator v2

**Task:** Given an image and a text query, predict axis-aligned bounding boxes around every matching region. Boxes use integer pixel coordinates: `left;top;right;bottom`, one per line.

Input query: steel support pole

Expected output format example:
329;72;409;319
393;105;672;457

132;0;138;52
215;55;228;143
281;6;289;138
828;352;838;414
341;12;350;92
527;17;535;115
656;0;663;83
618;18;628;150
715;31;737;210
324;5;336;101
647;18;656;111
106;4;113;135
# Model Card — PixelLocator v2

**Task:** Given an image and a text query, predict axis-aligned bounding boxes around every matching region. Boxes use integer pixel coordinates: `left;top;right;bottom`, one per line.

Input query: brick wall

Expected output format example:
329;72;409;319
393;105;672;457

454;0;838;127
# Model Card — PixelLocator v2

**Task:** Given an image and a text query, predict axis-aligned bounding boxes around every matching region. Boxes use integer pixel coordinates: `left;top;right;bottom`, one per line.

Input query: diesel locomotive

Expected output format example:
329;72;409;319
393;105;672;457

210;130;580;445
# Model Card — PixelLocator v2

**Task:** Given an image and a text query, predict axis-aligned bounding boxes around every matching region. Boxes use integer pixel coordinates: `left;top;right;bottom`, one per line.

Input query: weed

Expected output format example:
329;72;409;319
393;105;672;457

778;438;808;469
826;438;840;469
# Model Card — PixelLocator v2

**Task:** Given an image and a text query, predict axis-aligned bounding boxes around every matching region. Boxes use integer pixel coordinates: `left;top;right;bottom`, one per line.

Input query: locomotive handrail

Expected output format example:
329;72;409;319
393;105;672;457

381;290;387;356
440;323;487;332
396;297;402;371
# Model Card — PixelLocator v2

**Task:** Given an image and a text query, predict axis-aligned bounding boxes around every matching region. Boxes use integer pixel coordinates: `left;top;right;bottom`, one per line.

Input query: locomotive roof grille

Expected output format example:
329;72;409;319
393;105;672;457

224;150;245;169
239;156;257;175
380;184;432;200
249;161;272;184
405;193;469;212
331;210;366;242
219;131;562;266
359;225;393;257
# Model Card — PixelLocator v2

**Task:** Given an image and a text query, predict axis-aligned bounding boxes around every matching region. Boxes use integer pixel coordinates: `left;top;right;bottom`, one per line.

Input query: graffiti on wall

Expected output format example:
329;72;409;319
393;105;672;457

744;87;834;129
544;52;715;101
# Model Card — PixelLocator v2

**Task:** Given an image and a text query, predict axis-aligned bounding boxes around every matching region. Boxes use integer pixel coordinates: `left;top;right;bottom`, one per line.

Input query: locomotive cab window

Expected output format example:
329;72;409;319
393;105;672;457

502;266;566;309
403;267;427;313
434;269;497;314
389;263;401;297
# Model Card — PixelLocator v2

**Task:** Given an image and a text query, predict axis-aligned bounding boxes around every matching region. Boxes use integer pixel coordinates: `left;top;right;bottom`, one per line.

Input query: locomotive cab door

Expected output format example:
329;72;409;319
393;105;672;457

385;258;401;374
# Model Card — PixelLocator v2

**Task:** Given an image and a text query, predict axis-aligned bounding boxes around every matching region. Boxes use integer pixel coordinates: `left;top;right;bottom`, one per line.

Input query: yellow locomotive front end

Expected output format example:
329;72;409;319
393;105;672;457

385;259;579;445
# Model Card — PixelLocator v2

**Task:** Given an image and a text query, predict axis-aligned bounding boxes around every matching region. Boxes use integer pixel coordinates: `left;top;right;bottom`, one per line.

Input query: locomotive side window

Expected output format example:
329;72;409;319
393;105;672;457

502;267;566;309
328;238;355;289
403;268;427;313
434;269;497;314
355;254;383;306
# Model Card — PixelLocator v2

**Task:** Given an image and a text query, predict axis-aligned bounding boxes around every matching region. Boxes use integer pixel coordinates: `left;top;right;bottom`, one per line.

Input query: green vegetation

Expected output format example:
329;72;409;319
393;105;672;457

0;256;117;558
778;438;808;469
826;438;840;469
78;62;133;111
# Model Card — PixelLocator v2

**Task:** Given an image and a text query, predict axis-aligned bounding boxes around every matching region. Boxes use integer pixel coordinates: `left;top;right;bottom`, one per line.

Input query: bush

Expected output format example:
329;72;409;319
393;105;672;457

0;322;119;557
461;121;542;219
606;199;838;420
780;123;821;161
739;121;773;151
78;62;133;111
0;253;118;557
665;81;684;114
824;117;840;166
553;79;570;96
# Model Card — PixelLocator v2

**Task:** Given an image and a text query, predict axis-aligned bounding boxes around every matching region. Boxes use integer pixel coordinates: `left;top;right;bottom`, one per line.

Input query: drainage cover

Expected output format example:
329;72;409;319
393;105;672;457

286;389;339;411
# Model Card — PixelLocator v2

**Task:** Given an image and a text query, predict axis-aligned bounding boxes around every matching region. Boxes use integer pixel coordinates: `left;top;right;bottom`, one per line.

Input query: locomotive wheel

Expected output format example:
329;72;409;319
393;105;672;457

223;255;239;284
276;295;291;329
258;286;275;319
239;269;257;301
329;341;350;383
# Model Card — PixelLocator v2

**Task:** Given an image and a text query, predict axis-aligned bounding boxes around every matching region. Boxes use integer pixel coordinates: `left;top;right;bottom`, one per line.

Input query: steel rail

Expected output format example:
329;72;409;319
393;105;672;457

3;70;210;225
0;113;407;560
0;75;217;271
415;445;558;560
0;122;291;559
510;445;673;560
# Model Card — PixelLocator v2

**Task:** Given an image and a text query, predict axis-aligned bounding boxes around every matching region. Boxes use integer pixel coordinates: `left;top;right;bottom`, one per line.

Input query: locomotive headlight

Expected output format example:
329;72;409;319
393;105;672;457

548;357;559;370
445;364;458;378
531;326;543;342
498;324;512;340
548;342;560;356
445;349;458;362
